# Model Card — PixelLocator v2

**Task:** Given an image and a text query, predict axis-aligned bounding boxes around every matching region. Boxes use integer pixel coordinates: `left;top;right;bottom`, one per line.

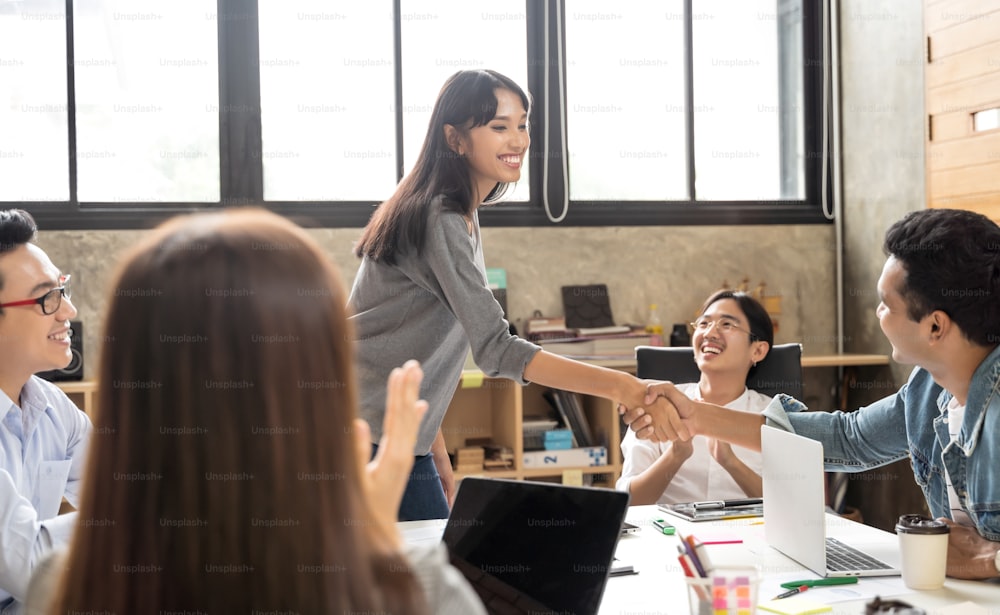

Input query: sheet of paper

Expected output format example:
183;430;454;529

400;520;446;545
758;572;909;605
935;602;989;615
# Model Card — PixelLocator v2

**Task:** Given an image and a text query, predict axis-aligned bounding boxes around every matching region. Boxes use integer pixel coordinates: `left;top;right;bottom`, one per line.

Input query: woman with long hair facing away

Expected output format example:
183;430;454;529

38;209;484;614
618;290;777;506
351;69;673;520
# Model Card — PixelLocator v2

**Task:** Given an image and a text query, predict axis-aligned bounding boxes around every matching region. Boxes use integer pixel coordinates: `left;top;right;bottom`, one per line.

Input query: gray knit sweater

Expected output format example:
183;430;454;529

349;196;540;454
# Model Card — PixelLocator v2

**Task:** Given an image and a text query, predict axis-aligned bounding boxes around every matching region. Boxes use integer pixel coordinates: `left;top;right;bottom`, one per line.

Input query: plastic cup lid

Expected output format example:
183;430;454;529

895;514;950;535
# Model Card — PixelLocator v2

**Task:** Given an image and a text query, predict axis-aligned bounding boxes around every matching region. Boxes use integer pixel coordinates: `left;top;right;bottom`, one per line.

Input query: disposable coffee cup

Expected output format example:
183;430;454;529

895;514;949;590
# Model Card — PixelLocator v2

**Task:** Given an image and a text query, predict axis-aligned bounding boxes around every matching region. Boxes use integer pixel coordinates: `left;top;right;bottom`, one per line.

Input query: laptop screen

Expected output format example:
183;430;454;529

443;477;629;615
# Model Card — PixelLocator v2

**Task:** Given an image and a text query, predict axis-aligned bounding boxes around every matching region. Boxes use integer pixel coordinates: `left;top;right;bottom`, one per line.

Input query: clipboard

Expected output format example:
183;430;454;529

658;502;764;522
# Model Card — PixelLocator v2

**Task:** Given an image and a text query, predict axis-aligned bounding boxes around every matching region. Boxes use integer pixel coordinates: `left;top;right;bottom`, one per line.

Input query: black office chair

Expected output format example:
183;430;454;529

635;343;803;399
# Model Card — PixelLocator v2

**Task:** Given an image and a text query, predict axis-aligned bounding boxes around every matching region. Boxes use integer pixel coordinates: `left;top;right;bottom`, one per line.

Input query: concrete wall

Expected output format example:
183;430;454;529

838;0;928;529
38;223;837;409
840;0;925;387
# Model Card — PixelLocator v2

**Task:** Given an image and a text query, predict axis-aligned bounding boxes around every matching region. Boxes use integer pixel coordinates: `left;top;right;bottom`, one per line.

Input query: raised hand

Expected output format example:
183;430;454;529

354;360;429;539
707;438;734;466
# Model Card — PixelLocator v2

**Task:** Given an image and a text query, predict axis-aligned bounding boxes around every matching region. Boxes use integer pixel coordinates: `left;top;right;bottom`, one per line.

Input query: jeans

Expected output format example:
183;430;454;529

371;443;450;521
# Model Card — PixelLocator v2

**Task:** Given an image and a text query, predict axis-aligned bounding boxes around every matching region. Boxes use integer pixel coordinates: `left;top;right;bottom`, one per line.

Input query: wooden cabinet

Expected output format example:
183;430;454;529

441;371;622;487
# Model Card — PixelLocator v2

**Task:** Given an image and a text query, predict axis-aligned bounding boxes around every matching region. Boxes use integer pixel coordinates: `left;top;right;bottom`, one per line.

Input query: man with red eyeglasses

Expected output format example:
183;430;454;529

0;209;91;614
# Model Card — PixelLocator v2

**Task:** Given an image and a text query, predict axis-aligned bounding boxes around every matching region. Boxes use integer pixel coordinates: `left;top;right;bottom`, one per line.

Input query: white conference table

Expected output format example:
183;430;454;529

401;504;999;614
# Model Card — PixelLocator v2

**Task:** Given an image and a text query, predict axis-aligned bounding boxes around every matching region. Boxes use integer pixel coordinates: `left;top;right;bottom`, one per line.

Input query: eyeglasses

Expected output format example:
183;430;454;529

0;275;72;315
690;316;758;341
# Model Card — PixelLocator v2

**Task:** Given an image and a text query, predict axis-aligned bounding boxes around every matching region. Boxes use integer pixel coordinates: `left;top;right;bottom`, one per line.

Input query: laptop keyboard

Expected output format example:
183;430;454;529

825;537;892;572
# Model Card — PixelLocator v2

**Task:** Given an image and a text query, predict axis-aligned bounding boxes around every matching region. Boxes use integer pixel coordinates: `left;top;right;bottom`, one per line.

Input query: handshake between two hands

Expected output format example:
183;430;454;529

619;381;699;443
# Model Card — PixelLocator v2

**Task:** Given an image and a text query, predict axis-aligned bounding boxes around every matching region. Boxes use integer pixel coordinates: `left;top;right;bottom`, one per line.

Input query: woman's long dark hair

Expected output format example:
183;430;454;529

355;69;530;265
54;209;427;614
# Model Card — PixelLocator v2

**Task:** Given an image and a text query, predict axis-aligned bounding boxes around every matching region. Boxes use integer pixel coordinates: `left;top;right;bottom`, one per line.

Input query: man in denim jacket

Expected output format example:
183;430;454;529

627;208;1000;580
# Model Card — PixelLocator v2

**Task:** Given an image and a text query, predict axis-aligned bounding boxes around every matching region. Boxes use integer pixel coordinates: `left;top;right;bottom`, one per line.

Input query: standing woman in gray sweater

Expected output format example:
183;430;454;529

351;69;675;521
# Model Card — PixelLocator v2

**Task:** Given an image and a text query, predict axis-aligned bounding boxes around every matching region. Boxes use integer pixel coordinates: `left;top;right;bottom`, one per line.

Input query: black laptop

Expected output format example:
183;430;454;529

442;477;629;615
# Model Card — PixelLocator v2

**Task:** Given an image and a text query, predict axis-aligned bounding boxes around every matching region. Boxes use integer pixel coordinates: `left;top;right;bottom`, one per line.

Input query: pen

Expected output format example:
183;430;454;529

677;533;706;577
772;585;808;600
778;577;859;590
676;546;708;601
686;535;714;575
692;498;763;510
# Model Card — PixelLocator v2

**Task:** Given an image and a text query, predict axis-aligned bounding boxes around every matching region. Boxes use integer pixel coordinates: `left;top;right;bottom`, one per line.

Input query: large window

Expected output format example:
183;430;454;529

2;0;827;229
73;0;220;202
1;1;69;201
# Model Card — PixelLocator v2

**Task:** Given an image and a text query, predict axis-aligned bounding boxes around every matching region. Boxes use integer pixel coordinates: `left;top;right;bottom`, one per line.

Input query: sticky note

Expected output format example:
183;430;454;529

757;596;833;615
460;370;484;388
561;469;583;486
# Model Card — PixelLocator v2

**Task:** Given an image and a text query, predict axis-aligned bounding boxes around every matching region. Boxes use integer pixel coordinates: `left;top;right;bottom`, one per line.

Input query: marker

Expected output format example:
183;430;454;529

772;585;808;600
652;518;676;535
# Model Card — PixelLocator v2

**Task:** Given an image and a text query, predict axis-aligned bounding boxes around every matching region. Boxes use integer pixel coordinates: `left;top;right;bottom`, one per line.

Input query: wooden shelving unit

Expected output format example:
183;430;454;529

55;380;97;417
441;371;622;487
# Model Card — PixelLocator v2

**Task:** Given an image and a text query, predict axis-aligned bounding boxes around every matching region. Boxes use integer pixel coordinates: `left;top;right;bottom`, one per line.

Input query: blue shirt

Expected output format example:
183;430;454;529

0;376;91;611
763;344;1000;542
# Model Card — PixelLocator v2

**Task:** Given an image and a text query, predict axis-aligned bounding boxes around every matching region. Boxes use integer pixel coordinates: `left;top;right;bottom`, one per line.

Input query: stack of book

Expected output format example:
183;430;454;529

483;445;514;470
453;446;485;473
543;429;573;450
537;329;654;359
525;316;575;342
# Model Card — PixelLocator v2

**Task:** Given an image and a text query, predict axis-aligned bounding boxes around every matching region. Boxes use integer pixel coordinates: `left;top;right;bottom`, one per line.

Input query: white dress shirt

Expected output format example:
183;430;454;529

0;376;91;613
617;382;772;506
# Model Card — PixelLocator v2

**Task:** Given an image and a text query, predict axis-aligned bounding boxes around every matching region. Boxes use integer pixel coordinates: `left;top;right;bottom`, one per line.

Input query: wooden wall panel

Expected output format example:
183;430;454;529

928;131;1000;169
927;7;1000;60
929;160;1000;200
927;72;1000;115
925;0;1000;36
929;108;974;141
925;39;1000;89
931;193;1000;218
925;0;1000;215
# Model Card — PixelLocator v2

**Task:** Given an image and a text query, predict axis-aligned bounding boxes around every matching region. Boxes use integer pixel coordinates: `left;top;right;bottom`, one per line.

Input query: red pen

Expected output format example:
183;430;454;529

677;533;706;576
677;546;708;600
772;585;809;600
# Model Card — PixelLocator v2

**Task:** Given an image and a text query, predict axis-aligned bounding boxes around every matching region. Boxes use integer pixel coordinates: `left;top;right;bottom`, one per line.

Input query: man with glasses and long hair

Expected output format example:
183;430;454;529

617;290;777;506
0;208;91;614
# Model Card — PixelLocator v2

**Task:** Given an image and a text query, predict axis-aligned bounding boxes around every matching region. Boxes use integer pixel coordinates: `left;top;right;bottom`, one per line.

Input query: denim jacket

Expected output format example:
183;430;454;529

763;345;1000;542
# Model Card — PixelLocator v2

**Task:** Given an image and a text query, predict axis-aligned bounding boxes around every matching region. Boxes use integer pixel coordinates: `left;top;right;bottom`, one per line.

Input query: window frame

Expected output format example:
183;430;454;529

16;0;829;231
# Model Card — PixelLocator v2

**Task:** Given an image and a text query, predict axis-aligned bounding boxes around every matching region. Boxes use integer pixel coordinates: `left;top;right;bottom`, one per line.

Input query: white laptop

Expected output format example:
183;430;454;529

761;426;900;577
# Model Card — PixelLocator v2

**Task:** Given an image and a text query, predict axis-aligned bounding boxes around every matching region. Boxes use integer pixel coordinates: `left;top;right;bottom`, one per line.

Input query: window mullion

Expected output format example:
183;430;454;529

393;0;404;184
683;0;696;201
65;0;78;205
217;0;263;204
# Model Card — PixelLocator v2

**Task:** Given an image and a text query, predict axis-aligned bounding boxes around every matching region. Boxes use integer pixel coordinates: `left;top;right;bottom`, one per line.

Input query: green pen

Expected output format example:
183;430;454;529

652;518;676;535
778;577;859;590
